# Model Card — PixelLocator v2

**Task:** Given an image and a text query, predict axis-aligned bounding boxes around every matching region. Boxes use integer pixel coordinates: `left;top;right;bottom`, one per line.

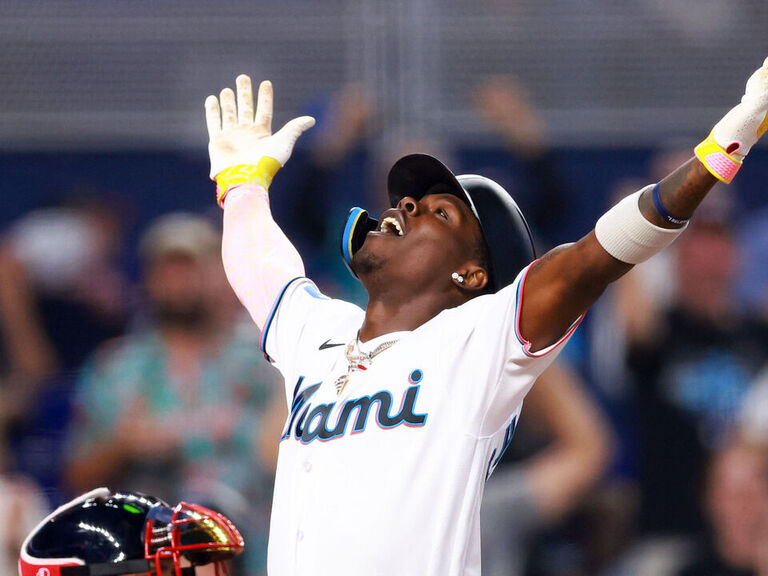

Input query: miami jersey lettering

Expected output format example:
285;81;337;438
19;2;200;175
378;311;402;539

282;377;428;443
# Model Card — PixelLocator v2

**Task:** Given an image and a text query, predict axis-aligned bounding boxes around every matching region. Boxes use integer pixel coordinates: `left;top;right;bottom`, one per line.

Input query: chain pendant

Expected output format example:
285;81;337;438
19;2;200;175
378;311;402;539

333;337;399;397
334;373;350;396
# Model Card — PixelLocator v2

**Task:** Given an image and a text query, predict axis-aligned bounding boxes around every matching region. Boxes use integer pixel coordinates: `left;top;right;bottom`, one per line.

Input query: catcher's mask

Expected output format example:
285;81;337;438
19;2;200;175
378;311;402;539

340;153;535;291
19;487;244;576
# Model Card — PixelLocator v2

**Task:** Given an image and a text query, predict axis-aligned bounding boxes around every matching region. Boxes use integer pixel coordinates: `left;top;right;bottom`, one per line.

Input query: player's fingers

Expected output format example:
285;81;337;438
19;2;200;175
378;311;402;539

744;56;768;98
220;87;237;130
272;116;316;158
204;95;221;139
236;74;254;125
255;80;274;134
283;115;316;137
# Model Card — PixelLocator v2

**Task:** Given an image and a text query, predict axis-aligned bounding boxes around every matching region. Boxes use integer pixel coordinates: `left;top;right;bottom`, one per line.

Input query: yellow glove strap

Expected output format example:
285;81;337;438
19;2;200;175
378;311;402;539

694;132;742;184
215;157;282;206
758;110;768;140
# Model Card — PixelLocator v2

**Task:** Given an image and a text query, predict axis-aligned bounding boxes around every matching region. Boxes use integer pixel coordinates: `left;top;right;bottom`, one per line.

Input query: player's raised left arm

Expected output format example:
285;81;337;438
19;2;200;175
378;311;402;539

205;75;315;330
520;56;768;352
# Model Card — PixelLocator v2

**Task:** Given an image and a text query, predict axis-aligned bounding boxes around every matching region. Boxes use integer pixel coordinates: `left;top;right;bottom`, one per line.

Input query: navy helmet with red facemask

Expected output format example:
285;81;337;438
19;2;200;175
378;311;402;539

19;488;244;576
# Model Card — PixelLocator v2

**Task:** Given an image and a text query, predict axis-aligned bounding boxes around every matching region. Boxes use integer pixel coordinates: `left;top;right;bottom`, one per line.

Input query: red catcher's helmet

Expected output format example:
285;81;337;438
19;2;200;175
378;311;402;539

19;487;244;576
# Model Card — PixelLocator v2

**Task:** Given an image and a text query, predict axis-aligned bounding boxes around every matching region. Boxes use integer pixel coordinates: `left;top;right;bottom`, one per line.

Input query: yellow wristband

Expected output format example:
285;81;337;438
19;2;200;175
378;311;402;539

215;157;282;206
694;132;742;184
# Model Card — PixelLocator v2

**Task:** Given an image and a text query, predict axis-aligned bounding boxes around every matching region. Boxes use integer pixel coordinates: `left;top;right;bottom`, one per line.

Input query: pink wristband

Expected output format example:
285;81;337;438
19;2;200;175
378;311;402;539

694;132;742;184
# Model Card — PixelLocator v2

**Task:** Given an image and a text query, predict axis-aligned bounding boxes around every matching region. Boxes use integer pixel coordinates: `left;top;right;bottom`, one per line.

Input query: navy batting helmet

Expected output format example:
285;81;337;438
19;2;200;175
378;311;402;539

340;153;536;291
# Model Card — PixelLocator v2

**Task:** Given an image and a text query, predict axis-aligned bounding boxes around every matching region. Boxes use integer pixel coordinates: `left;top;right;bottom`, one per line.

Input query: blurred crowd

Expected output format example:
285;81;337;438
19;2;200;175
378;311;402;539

1;78;768;576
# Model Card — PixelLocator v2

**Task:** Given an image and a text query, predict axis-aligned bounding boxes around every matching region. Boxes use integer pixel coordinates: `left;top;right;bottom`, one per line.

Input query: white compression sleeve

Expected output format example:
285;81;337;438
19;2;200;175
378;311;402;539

222;183;305;330
594;186;687;265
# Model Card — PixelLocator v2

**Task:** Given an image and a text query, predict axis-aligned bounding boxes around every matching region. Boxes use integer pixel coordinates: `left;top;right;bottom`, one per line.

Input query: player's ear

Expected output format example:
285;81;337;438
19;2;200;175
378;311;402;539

454;264;488;293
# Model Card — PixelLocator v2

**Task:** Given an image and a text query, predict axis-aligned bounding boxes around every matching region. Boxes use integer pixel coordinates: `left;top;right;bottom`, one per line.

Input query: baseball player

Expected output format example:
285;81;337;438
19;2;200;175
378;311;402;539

18;487;243;576
203;56;768;575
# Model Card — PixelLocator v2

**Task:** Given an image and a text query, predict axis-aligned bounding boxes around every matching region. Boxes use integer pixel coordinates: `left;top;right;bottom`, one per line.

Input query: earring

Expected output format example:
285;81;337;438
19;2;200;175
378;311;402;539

451;272;465;284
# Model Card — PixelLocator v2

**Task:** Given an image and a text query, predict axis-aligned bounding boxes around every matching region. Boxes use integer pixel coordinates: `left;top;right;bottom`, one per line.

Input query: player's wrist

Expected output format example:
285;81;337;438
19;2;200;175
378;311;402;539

595;186;687;264
694;131;743;184
215;158;282;207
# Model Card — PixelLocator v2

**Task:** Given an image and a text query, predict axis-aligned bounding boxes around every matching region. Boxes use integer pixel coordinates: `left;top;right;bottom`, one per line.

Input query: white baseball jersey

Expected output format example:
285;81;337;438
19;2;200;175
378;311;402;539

262;263;581;576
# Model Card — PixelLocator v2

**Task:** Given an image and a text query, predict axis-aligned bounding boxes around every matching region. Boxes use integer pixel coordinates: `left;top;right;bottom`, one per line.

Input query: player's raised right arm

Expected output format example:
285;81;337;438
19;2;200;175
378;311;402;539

205;76;315;330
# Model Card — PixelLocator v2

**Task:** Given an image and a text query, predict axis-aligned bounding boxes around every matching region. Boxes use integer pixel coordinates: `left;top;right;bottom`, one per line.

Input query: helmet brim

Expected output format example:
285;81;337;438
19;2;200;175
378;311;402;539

387;154;480;219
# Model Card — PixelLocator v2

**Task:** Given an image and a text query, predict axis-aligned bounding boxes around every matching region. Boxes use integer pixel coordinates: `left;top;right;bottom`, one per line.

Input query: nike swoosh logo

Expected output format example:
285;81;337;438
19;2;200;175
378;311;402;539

319;339;345;351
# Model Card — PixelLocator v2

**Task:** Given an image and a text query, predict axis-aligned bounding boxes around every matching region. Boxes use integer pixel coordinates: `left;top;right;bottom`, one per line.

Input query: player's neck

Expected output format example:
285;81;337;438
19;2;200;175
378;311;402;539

359;293;462;342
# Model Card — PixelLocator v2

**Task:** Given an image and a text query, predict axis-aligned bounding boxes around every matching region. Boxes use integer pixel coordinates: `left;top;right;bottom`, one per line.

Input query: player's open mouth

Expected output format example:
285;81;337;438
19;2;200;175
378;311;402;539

378;216;405;236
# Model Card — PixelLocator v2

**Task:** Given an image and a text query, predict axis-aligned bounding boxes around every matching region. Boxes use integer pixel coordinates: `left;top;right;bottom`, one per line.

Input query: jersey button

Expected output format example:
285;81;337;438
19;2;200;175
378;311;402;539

297;530;304;541
303;460;312;472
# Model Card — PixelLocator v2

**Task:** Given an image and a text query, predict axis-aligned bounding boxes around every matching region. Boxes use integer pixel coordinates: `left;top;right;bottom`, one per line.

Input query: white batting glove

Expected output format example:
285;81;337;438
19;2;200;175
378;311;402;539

695;56;768;184
204;75;315;205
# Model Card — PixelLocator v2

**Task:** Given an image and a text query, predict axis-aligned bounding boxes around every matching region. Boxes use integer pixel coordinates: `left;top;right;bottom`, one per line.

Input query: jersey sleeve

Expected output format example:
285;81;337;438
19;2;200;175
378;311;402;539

260;277;364;385
441;262;584;437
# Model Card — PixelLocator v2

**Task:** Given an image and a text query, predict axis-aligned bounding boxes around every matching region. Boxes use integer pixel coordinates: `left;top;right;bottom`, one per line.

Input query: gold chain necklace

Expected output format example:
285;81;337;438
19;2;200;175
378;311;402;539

333;337;400;396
